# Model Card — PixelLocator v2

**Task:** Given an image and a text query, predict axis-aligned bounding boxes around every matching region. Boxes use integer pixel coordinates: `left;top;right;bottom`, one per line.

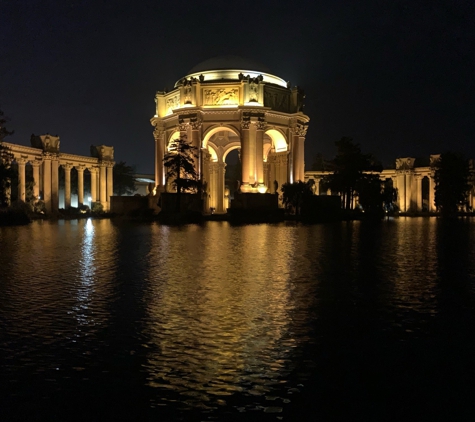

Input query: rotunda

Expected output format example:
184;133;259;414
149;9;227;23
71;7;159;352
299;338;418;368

150;55;310;213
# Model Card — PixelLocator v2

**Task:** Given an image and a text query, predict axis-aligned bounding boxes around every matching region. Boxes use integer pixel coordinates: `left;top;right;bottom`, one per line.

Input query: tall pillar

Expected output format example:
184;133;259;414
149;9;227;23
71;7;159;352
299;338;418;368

396;173;406;211
240;119;251;191
292;123;307;182
43;154;52;213
416;175;422;212
190;119;202;178
107;163;114;210
429;174;436;212
217;162;226;213
17;158;26;202
314;177;321;195
153;125;165;189
51;156;59;213
208;162;218;210
255;120;266;188
32;161;41;200
248;122;257;185
99;163;106;205
63;164;72;209
90;167;97;203
77;165;85;207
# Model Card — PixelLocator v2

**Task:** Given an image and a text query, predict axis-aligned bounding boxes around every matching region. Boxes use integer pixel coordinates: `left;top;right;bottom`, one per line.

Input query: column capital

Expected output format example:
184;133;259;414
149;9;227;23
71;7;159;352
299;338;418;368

153;124;165;140
178;123;188;132
292;123;308;137
75;164;86;172
16;157;28;165
107;161;115;169
254;120;267;131
31;159;42;167
190;118;202;130
62;163;74;171
241;118;251;130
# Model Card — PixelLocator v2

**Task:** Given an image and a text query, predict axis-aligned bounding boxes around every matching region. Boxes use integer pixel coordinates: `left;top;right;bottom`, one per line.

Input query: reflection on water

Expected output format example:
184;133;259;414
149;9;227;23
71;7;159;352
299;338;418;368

1;218;475;420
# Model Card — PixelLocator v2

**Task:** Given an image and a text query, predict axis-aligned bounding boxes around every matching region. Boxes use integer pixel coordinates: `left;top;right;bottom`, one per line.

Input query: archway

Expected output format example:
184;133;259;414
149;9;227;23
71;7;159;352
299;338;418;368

202;127;241;213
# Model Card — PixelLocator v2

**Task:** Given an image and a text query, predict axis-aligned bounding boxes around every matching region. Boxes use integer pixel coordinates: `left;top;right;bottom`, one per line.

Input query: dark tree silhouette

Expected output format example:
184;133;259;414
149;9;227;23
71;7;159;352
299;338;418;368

281;180;313;215
0;109;15;207
325;137;382;210
356;174;384;216
113;161;136;196
434;152;470;216
163;135;199;212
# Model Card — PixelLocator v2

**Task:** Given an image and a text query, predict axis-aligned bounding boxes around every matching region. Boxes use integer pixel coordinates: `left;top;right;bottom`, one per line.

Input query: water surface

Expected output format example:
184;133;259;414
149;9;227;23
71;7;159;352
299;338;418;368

1;218;475;421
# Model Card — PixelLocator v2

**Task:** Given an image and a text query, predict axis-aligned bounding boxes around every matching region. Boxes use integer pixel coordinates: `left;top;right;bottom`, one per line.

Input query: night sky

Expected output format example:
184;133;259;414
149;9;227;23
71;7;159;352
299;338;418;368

2;0;474;173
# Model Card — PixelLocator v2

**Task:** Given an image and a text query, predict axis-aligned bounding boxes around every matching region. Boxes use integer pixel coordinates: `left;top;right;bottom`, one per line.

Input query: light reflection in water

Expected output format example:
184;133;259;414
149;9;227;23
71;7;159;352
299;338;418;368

143;223;309;411
75;218;96;326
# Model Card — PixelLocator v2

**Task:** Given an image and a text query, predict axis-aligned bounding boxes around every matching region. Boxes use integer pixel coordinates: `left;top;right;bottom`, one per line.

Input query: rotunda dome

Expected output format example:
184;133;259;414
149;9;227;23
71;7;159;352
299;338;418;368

188;55;272;74
177;55;287;88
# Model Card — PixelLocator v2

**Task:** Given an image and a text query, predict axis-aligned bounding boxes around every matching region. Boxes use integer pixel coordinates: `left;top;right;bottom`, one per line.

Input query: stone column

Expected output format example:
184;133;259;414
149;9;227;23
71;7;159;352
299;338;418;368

248;122;257;186
240;119;251;191
107;163;114;210
77;165;85;207
396;173;406;212
190;119;202;178
17;158;27;202
32;161;41;200
429;174;436;212
255;120;266;188
415;175;422;212
217;162;226;213
208;162;218;211
153;125;165;189
314;177;321;195
90;167;97;203
51;156;59;213
99;163;107;206
292;123;307;183
43;154;52;213
63;164;72;209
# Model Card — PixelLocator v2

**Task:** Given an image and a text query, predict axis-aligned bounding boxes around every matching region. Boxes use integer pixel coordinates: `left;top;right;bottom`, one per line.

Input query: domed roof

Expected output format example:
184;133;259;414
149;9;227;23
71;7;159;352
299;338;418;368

188;55;273;74
179;55;287;88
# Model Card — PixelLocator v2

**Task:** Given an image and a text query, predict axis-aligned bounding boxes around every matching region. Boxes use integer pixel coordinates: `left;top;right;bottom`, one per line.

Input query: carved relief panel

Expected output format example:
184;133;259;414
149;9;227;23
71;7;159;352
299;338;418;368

202;87;240;106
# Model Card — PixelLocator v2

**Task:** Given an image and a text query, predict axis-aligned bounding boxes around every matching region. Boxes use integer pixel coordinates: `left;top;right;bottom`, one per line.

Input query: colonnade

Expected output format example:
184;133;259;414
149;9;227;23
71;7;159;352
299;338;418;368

4;136;114;213
305;155;475;213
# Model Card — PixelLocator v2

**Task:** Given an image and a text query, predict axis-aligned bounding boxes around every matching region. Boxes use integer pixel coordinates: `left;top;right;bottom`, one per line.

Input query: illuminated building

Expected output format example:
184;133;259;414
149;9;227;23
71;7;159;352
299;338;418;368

151;55;310;213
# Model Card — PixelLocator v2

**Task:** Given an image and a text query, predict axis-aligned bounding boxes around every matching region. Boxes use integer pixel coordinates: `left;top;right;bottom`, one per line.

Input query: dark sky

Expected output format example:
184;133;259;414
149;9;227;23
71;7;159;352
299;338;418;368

2;0;474;173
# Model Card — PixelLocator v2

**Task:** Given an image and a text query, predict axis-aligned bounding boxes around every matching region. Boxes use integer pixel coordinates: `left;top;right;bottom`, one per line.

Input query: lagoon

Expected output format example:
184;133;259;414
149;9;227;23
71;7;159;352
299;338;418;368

1;218;475;421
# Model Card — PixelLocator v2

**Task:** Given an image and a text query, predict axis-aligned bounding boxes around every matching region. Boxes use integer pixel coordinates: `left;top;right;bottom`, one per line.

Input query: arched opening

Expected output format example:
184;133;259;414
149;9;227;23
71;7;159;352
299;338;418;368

224;148;241;206
202;127;240;213
264;129;288;195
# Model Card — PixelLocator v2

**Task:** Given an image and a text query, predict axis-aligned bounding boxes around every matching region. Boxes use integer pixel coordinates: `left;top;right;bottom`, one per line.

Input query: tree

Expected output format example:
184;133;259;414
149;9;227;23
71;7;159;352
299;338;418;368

113;161;136;196
356;174;384;216
434;152;470;217
163;135;199;212
281;180;313;215
325;137;382;210
310;152;332;171
0;109;15;207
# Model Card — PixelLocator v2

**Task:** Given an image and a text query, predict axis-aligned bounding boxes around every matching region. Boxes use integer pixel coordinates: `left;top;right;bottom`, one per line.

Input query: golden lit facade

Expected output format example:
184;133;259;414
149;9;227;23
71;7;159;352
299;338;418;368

151;56;310;213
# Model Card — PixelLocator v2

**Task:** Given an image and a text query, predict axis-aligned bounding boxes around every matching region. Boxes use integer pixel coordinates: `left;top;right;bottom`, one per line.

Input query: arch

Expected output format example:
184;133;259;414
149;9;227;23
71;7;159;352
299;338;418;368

202;124;240;149
167;130;181;150
265;129;288;151
207;145;218;162
222;143;241;162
